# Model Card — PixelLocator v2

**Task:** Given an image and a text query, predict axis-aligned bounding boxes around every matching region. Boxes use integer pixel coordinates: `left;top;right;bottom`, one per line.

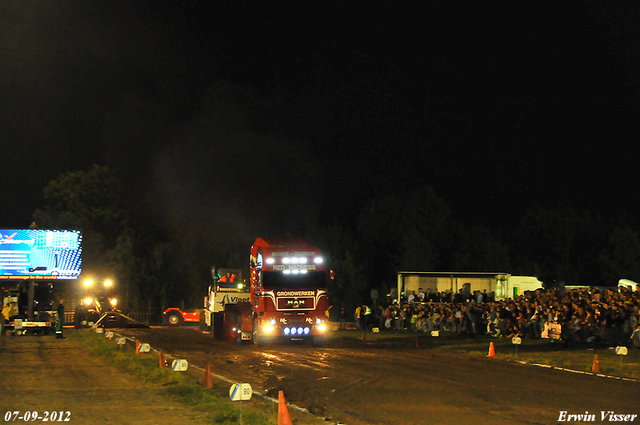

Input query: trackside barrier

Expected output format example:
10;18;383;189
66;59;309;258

172;359;188;371
615;346;628;367
615;346;628;356
135;340;150;353
229;383;252;401
512;337;522;355
98;330;347;424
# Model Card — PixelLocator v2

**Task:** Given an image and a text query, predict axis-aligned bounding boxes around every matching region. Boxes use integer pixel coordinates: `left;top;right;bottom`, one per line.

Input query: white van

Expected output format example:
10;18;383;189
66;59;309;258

496;276;543;300
618;278;638;291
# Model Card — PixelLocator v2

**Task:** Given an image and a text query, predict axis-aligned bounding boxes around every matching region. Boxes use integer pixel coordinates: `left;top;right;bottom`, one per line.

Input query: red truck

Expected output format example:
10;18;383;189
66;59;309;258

237;237;332;345
165;238;332;346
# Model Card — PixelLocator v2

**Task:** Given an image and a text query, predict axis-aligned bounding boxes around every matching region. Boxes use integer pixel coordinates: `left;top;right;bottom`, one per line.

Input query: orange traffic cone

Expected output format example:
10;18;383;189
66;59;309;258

158;350;166;368
415;335;419;348
203;364;213;389
361;332;367;343
487;341;495;357
278;390;293;425
135;339;140;354
592;354;601;373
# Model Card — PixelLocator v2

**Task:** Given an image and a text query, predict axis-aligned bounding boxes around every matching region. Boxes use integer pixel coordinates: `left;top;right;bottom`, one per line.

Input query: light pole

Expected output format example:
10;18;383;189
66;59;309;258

104;279;113;297
83;279;94;307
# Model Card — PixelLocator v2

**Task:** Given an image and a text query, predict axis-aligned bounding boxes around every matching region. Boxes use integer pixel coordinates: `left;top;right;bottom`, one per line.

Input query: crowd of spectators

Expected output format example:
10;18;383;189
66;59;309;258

362;284;640;348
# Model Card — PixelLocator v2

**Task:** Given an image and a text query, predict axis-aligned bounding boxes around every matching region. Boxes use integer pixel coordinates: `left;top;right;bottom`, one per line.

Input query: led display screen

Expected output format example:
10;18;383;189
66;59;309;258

0;229;82;280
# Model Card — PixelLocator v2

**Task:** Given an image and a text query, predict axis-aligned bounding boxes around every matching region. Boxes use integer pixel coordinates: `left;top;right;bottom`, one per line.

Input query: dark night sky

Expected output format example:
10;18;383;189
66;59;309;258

2;1;640;237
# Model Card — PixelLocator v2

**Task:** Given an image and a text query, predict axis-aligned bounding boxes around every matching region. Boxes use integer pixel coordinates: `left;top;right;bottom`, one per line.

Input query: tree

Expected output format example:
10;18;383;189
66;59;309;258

599;226;640;285
31;165;179;311
32;164;125;278
452;225;511;271
318;223;368;314
398;186;457;270
511;205;608;285
354;186;458;300
356;193;405;295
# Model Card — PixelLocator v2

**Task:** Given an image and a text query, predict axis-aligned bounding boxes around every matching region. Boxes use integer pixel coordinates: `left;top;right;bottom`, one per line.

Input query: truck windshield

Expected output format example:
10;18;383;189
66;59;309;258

262;271;327;290
215;269;243;290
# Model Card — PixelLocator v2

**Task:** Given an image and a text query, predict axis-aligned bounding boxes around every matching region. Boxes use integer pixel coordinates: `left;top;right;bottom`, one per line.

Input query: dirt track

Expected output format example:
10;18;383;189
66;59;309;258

2;327;639;425
0;333;210;424
119;326;640;425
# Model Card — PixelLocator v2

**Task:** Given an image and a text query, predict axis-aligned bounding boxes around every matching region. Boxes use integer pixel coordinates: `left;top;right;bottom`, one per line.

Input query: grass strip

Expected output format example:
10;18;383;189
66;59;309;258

71;331;275;425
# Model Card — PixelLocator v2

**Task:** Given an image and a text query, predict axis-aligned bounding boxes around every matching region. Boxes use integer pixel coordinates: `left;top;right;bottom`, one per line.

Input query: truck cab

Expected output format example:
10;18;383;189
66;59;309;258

247;238;332;345
204;268;251;340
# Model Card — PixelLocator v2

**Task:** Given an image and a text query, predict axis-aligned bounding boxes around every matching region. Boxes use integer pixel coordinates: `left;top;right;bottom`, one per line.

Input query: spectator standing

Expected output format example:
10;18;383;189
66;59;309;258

339;305;347;330
407;291;416;304
1;301;11;336
418;288;425;302
363;304;372;330
394;306;404;333
56;299;65;339
2;302;12;323
377;304;385;330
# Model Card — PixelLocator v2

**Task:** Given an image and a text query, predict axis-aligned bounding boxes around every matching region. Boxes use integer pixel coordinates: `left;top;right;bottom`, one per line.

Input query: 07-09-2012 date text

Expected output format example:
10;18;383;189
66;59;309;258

3;411;70;422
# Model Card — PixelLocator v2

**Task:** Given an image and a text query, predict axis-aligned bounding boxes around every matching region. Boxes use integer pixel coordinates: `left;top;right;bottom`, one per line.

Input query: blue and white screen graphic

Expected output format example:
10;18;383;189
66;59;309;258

0;229;82;279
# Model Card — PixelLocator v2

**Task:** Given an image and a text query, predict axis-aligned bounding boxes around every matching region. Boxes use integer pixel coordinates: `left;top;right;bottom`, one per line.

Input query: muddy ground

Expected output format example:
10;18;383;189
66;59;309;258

118;326;640;425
